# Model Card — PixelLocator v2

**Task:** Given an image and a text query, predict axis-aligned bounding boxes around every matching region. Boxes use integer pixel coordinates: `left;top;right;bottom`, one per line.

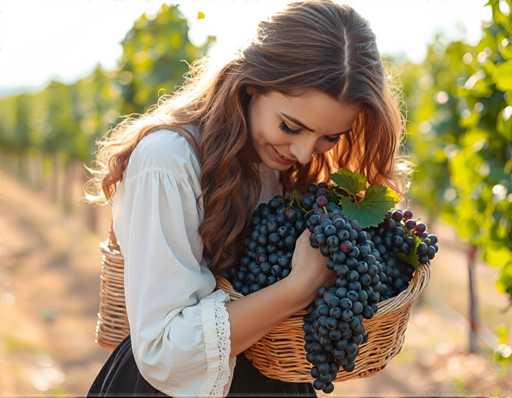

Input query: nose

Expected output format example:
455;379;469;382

289;137;316;165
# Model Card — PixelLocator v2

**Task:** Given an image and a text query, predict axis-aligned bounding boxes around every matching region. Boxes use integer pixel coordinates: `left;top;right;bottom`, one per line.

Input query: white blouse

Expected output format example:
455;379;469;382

111;125;283;397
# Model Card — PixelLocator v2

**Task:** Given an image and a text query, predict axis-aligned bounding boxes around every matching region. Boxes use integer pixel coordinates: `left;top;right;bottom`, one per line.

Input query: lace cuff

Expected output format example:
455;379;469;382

199;289;233;397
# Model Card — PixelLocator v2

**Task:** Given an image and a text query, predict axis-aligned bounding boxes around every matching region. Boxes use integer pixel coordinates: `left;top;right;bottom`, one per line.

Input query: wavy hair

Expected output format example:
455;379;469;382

84;0;413;275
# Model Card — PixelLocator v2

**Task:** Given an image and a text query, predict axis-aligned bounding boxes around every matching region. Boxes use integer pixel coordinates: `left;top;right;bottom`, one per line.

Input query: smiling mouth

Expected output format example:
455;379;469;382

271;145;294;164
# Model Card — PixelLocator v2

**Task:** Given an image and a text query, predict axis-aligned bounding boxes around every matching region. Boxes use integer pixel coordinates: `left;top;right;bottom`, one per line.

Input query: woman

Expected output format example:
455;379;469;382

85;0;409;396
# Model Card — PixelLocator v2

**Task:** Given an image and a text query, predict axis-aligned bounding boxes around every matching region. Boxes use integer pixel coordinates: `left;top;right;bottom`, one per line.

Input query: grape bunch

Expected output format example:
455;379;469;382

366;209;439;299
224;195;307;295
300;184;383;393
223;181;440;394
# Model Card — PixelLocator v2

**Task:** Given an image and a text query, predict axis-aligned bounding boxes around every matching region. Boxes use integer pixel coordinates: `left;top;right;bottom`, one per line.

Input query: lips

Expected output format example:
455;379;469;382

271;145;294;165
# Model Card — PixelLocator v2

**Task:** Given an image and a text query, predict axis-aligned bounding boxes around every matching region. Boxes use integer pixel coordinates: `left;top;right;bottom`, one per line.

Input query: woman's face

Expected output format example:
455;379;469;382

245;87;361;170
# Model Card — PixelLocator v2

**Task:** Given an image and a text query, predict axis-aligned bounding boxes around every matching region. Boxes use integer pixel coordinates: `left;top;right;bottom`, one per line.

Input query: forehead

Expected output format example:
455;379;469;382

263;89;360;133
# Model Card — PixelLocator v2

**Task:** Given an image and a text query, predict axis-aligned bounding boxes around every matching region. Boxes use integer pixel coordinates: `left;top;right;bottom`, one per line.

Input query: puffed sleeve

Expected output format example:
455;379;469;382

111;129;236;397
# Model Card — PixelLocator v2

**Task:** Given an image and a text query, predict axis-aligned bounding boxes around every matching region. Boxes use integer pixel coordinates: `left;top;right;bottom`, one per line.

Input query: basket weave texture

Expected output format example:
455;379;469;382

216;265;430;382
95;223;430;382
95;226;130;349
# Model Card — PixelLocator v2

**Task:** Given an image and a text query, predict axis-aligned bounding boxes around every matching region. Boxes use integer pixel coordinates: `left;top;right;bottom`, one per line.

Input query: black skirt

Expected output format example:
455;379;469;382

87;335;317;397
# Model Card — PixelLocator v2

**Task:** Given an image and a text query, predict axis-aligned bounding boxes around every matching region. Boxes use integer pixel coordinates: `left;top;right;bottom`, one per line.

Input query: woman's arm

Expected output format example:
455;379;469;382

226;276;307;358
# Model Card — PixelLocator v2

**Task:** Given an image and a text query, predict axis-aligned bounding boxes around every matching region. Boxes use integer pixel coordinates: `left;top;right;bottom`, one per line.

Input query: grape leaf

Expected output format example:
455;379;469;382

338;185;400;228
396;233;422;270
331;169;368;196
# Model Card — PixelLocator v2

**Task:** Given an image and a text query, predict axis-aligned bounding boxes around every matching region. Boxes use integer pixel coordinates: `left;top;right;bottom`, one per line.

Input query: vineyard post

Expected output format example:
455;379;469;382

467;244;480;353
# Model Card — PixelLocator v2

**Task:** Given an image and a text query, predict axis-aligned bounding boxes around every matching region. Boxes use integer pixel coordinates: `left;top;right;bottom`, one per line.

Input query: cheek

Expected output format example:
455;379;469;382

249;99;285;147
251;112;269;142
256;121;281;146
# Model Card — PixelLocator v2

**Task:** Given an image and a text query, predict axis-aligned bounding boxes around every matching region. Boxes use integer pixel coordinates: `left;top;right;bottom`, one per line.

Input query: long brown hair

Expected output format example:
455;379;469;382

84;0;412;275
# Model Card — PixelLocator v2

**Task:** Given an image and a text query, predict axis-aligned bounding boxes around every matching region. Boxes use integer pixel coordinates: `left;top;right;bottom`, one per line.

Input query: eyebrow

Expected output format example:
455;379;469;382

280;112;351;135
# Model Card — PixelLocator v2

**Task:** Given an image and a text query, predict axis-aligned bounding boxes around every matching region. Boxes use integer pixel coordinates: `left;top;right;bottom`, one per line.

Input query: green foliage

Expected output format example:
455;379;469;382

13;94;33;154
330;169;367;196
331;169;400;228
76;64;121;162
493;324;512;365
117;3;215;114
41;81;78;156
0;5;213;171
401;0;512;311
0;94;37;155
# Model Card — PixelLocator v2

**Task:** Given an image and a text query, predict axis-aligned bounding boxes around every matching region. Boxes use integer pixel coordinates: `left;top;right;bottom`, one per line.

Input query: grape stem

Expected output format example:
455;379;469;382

304;209;315;216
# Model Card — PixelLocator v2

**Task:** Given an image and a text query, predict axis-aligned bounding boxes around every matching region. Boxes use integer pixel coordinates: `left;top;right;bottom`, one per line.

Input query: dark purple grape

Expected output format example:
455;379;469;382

342;309;354;321
324;224;337;236
403;209;413;220
340;241;352;253
427;246;436;259
427;233;438;244
415;222;427;234
323;383;334;393
340;297;352;309
405;219;416;230
316;195;328;207
326;235;339;248
309;213;321;226
391;210;403;222
347;290;359;301
417;242;428;255
313;379;324;390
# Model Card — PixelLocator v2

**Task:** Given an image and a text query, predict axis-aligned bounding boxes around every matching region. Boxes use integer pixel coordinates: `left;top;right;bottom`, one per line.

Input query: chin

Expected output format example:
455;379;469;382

273;160;293;170
266;161;290;171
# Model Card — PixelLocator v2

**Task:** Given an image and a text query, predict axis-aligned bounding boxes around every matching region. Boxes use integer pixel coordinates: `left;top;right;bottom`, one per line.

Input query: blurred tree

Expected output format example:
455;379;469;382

80;64;121;232
12;94;34;182
117;3;215;115
41;81;76;205
401;0;512;355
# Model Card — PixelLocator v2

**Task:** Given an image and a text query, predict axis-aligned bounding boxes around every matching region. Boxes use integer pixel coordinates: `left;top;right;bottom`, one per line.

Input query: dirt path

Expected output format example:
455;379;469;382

1;169;511;397
0;169;111;396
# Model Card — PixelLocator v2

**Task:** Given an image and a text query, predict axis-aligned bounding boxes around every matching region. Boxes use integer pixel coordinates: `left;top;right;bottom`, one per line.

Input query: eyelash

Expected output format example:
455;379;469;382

279;121;342;143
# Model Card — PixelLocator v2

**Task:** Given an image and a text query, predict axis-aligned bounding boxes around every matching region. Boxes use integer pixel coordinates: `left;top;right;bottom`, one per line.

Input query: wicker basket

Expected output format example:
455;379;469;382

95;222;430;382
216;264;430;383
95;223;130;350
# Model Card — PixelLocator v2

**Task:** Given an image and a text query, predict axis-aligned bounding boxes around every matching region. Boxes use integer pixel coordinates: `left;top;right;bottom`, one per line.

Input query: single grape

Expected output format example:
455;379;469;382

415;222;427;234
391;210;403;222
403;209;413;220
316;195;328;207
405;219;416;230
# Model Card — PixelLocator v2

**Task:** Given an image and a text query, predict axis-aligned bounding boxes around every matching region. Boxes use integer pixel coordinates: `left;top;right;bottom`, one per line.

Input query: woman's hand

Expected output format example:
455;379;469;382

285;229;337;307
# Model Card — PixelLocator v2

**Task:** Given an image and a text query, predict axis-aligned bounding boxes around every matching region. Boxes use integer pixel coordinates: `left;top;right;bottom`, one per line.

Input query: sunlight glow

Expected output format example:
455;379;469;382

0;0;490;93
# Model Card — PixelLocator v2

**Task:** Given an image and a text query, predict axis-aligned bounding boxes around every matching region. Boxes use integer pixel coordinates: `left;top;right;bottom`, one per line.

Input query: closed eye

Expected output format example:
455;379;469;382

279;121;345;143
279;121;300;134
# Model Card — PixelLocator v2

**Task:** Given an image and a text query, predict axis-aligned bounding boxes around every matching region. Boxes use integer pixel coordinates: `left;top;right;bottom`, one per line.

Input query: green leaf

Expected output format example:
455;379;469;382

396;233;422;270
331;169;367;196
493;61;512;92
338;185;400;228
496;325;510;345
